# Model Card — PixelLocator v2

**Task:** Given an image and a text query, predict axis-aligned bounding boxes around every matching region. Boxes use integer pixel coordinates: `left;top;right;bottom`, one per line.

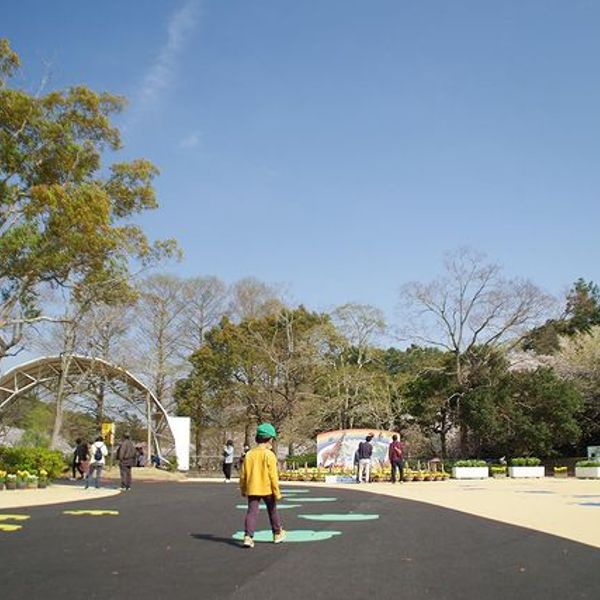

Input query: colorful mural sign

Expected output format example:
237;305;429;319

316;429;398;469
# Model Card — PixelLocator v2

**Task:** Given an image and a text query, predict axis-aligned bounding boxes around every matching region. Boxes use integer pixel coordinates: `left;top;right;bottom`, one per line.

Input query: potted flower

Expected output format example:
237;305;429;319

508;457;545;478
553;466;568;479
0;469;6;490
452;460;489;479
38;469;49;489
490;465;507;479
6;474;17;490
575;460;600;479
26;474;38;489
16;470;29;490
403;471;414;482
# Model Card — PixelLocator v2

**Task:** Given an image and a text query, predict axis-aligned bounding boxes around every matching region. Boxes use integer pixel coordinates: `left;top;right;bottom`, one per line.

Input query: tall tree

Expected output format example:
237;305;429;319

178;306;330;451
522;278;600;354
554;326;600;450
228;277;283;322
399;247;552;454
133;275;189;410
0;39;177;364
178;276;228;354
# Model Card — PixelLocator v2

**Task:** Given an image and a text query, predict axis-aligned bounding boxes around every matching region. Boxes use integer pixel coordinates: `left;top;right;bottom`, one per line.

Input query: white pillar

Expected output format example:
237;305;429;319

167;416;191;471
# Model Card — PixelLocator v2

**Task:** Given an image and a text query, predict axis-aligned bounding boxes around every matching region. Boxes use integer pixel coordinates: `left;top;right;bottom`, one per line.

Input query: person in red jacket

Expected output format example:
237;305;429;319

388;434;406;483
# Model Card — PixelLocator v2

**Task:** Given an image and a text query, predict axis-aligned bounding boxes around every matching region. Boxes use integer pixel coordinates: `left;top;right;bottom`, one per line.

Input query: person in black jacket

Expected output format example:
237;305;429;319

116;433;137;491
356;434;374;483
72;438;89;480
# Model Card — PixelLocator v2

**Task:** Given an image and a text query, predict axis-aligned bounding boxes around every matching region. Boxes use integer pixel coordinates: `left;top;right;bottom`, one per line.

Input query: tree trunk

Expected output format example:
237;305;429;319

194;422;202;468
244;419;252;447
51;354;72;449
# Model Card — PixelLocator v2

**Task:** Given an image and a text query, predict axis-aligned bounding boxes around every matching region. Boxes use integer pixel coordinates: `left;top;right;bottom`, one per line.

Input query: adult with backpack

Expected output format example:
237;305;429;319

85;435;108;489
116;433;137;491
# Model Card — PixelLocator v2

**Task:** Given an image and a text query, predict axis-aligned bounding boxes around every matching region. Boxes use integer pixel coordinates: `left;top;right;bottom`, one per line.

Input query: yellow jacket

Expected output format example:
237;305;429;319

239;446;282;500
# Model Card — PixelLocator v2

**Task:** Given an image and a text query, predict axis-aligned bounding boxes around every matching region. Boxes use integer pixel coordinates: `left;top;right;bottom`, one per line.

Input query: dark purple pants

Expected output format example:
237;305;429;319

244;495;282;537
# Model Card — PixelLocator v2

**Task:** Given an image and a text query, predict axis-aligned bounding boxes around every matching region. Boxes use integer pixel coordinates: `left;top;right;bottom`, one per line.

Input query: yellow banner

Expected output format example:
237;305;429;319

101;422;115;445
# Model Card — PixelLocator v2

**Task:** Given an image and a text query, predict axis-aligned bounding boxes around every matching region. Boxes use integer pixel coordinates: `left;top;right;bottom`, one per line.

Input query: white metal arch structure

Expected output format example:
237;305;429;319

0;355;190;470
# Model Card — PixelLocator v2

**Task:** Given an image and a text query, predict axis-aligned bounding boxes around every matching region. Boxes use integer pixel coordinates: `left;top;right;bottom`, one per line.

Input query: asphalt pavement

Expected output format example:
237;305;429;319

1;482;598;600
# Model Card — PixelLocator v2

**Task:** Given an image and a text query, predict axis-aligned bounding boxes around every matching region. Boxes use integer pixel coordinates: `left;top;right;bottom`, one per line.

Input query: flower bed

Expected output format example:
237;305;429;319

279;467;448;483
452;460;489;479
575;461;600;479
0;469;50;491
509;457;544;478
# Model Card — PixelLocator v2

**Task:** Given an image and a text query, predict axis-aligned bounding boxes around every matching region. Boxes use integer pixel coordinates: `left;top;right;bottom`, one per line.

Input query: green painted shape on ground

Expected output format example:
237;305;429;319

236;504;301;510
0;514;30;522
282;497;337;502
63;510;119;516
232;529;342;543
280;489;311;493
298;513;380;521
0;524;22;532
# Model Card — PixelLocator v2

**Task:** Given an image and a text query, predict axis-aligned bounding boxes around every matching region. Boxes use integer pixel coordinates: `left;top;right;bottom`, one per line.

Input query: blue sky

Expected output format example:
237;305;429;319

3;0;600;319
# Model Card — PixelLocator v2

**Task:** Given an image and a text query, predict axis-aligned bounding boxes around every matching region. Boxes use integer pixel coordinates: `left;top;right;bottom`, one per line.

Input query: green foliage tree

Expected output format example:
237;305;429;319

0;39;177;362
476;368;582;457
176;307;331;451
555;325;600;450
523;278;600;354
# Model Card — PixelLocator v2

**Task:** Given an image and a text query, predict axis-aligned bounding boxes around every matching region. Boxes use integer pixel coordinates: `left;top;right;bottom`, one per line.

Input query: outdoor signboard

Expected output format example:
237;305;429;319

317;429;398;469
587;446;600;459
101;422;115;446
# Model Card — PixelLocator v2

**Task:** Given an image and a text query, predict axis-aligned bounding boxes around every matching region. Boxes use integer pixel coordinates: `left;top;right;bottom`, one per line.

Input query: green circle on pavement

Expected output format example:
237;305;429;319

298;513;379;521
236;504;301;510
232;529;342;543
282;497;337;502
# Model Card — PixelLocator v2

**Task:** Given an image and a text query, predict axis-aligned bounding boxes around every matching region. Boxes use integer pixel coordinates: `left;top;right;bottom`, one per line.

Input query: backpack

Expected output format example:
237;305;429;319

94;445;103;461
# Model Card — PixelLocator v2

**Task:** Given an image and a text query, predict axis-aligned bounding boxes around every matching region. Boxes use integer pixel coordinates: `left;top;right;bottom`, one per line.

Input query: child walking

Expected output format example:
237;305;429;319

239;423;286;548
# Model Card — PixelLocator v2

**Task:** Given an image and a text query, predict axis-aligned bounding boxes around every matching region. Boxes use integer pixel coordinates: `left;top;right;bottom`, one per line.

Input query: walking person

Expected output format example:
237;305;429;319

389;434;406;483
116;433;137;491
85;435;108;489
238;444;250;470
239;423;286;548
222;439;235;482
356;434;374;483
72;438;88;480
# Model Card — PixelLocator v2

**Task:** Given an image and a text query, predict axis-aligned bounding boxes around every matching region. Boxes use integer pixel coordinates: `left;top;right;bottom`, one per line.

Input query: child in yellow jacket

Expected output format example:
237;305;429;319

239;422;286;548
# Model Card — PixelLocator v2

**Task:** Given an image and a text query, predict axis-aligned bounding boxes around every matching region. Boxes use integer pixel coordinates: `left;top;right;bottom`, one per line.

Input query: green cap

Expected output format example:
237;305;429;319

256;422;277;439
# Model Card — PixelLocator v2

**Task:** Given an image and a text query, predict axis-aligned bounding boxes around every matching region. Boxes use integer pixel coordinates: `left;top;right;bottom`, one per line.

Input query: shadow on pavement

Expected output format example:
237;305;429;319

190;532;242;548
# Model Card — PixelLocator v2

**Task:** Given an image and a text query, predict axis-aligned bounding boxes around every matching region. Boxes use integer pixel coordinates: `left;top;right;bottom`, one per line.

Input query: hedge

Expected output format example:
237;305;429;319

0;446;66;478
286;453;317;467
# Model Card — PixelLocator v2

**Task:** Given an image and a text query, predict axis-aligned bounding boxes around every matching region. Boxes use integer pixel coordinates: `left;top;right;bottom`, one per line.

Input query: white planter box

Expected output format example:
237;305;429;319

575;466;600;479
325;475;355;484
452;466;489;479
509;466;545;478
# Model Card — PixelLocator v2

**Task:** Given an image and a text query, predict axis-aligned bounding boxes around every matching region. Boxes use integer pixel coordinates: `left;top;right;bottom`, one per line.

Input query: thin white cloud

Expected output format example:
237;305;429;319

136;0;201;111
179;130;202;148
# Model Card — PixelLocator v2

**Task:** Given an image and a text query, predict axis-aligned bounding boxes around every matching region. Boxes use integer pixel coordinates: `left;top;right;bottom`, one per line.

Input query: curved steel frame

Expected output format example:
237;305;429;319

0;355;187;468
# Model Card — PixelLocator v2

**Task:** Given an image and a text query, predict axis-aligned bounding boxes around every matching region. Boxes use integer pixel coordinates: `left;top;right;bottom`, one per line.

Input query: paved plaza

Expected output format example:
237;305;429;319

0;480;599;599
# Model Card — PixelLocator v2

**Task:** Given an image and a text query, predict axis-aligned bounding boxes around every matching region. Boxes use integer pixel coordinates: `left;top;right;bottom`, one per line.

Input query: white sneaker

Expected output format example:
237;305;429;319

273;529;286;544
243;536;254;548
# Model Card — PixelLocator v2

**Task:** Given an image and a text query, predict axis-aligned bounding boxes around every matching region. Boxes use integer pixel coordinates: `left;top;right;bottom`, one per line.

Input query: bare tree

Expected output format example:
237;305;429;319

399;248;553;358
178;276;228;354
132;275;189;411
228;277;284;321
332;302;386;367
398;247;554;453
